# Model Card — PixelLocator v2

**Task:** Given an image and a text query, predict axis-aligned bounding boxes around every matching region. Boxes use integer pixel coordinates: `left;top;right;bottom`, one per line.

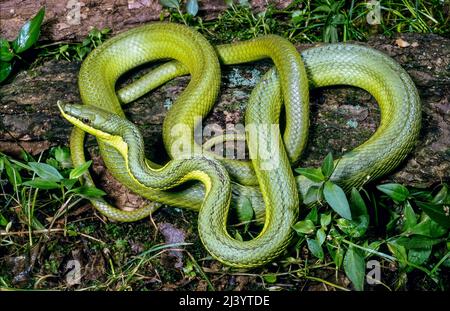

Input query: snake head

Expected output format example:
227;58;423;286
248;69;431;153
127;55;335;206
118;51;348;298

57;101;131;159
57;101;117;140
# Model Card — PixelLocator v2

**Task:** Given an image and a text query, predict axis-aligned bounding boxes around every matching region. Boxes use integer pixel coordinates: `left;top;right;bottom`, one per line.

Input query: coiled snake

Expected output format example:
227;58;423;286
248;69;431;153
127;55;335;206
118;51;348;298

58;23;421;268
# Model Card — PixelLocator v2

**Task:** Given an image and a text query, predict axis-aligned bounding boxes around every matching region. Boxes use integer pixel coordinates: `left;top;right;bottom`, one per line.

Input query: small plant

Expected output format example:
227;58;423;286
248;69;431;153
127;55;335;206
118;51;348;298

0;7;45;83
160;0;199;25
0;147;105;246
232;196;256;241
312;0;346;43
383;0;446;35
292;153;449;290
201;1;281;43
37;27;111;62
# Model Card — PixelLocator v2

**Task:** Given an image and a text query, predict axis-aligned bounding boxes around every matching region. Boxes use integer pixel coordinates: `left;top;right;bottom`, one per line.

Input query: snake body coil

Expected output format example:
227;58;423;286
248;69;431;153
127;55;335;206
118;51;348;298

59;23;421;268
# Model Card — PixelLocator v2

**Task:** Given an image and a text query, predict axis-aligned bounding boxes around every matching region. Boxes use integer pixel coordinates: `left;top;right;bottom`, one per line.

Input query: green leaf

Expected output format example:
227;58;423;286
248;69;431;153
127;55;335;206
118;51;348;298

366;240;382;256
88;28;101;40
386;211;400;232
336;216;369;238
20;150;33;162
415;201;450;229
327;242;344;268
394;236;443;249
409;215;447;238
320;213;332;228
402;201;417;231
377;183;409;202
316;228;326;246
331;0;345;12
234;231;243;241
263;274;277;284
408;248;432;267
186;0;199;16
307;238;324;260
295;167;325;182
292;219;316;235
238;0;250;7
67;229;79;237
100;28;111;35
331;13;346;25
387;242;408;268
324;181;352;220
28;162;63;182
54;146;72;168
4;159;21;186
321;152;334;178
159;0;180;9
0;61;12;83
22;178;60;190
432;184;448;204
410;189;433;201
82;37;91;47
69;160;92;180
62;178;78;190
0;39;14;62
328;227;342;239
75;46;90;60
343;246;365;291
9;158;32;171
72;186;106;198
350;187;368;217
305;206;319;224
12;7;45;53
30;216;45;230
302;185;322;205
46;158;59;169
0;213;8;227
291;10;304;24
236;196;254;223
313;5;332;13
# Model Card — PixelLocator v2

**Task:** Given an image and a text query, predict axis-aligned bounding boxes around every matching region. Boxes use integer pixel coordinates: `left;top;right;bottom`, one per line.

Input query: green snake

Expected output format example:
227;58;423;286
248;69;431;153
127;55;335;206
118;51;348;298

58;23;421;268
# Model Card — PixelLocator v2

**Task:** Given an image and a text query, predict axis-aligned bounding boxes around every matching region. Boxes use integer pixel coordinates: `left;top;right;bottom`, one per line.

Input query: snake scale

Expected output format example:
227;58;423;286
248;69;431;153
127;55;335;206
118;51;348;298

58;23;421;268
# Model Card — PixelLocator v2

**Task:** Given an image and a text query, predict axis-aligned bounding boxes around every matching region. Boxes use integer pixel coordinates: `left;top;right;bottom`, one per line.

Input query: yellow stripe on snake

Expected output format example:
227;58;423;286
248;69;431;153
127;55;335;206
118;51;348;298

58;23;421;268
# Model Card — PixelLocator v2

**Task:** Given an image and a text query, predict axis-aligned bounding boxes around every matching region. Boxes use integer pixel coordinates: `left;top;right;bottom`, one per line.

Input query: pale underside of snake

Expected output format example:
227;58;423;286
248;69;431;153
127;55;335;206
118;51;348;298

58;23;421;268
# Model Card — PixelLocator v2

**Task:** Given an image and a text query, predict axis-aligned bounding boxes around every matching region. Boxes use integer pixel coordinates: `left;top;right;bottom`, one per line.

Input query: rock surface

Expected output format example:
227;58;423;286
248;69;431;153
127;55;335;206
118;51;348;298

0;33;449;189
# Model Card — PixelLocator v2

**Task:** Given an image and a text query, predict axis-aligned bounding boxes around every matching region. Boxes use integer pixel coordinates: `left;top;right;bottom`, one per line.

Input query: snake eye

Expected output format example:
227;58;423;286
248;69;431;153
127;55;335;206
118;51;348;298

82;117;90;124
